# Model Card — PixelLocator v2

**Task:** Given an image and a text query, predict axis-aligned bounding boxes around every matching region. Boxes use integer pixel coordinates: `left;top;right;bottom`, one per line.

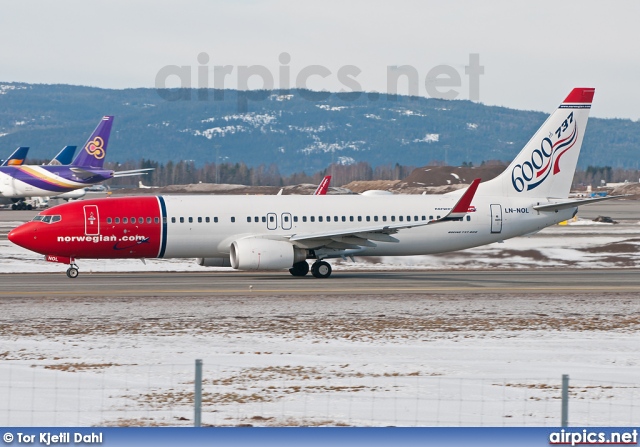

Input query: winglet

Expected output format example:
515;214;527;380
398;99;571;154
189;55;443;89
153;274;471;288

440;178;481;221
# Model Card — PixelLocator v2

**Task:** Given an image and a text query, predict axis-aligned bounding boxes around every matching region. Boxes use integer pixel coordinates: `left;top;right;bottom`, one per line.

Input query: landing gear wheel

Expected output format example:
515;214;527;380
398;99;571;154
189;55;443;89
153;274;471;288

311;261;332;278
289;261;310;277
66;267;79;279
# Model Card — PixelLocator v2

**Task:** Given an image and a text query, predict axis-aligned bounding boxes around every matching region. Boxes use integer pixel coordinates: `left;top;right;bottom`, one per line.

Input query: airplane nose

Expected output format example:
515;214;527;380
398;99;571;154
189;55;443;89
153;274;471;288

8;223;36;251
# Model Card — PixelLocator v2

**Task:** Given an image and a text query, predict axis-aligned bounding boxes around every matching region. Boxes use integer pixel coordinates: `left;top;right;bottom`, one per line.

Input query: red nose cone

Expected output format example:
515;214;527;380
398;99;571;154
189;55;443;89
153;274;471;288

8;223;36;252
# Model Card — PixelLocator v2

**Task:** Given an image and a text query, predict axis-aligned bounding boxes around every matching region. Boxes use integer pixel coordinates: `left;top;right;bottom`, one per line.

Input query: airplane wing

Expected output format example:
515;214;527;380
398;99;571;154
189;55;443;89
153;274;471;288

113;168;155;178
289;179;480;250
532;194;628;212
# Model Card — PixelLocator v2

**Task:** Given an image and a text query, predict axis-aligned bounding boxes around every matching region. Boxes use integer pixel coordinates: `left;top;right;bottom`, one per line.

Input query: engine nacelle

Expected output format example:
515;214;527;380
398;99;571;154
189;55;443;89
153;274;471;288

196;257;232;267
230;238;306;270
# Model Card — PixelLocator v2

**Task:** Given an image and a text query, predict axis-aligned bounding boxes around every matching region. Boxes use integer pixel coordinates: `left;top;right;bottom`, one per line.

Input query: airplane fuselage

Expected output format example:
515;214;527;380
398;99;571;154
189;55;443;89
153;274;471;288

8;193;576;261
0;165;113;198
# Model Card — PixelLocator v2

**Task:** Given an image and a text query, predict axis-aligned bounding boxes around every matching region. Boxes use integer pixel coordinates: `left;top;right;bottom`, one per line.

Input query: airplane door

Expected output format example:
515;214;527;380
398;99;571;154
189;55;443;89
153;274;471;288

266;212;277;230
490;204;502;234
281;213;292;230
84;205;100;236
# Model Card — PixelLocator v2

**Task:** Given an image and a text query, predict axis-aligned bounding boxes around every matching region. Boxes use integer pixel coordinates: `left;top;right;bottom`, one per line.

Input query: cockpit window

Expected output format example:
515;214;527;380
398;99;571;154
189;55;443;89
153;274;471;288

33;214;61;224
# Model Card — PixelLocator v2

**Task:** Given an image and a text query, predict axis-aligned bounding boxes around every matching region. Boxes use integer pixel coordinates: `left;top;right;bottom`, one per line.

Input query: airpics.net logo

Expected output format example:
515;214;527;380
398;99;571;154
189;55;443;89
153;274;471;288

154;52;484;112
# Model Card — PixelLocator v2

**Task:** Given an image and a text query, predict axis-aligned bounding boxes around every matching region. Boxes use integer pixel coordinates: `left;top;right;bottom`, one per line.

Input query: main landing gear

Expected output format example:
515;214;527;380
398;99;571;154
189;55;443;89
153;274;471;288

289;261;310;277
11;200;32;210
288;260;332;278
66;262;80;279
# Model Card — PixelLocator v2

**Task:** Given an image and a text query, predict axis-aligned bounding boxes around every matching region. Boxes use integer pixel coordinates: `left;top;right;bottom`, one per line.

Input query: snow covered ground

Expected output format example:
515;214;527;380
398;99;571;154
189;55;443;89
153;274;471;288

1;219;639;427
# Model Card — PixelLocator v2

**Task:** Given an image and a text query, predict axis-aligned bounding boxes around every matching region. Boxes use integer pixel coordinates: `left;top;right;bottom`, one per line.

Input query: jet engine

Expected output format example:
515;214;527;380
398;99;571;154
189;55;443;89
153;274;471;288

230;238;307;270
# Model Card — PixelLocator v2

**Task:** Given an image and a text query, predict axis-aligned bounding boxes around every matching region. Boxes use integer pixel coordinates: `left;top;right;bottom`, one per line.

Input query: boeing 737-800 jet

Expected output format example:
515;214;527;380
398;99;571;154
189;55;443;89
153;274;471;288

10;88;614;278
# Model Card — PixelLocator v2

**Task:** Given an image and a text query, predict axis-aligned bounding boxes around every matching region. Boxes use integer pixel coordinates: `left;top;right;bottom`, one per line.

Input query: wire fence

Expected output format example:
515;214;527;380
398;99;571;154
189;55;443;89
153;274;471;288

1;361;638;427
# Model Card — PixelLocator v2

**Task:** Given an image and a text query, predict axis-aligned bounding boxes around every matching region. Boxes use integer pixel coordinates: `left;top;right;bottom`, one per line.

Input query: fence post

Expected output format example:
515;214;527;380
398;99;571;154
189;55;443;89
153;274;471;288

195;359;203;427
561;374;569;427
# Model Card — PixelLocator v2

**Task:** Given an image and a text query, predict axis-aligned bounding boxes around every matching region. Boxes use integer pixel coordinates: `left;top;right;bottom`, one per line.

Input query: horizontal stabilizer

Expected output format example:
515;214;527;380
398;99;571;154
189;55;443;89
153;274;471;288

533;195;628;212
113;168;155;178
70;167;103;180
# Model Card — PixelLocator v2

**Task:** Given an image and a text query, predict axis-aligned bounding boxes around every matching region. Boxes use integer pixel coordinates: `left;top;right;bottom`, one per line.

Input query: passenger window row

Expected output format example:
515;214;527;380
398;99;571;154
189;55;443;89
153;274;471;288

106;217;160;225
170;217;219;223
166;215;472;223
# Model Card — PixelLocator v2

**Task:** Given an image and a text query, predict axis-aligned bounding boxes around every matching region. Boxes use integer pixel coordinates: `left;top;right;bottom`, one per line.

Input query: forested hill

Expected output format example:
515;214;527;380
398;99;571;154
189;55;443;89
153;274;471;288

0;82;638;175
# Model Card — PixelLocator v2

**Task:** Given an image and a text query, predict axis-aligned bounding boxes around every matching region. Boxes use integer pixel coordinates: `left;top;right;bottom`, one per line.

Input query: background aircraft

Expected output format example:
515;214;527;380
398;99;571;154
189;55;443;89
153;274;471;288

0;117;152;209
10;88;617;279
0;147;29;167
47;145;77;166
314;175;331;195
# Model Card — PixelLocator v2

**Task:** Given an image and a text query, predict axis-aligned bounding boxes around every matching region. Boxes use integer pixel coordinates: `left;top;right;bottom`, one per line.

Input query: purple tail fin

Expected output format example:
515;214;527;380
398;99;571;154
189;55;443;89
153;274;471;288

71;116;114;168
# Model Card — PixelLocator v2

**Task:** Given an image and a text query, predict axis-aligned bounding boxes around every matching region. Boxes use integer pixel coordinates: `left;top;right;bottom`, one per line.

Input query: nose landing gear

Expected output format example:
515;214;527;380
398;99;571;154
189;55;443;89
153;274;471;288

66;262;80;279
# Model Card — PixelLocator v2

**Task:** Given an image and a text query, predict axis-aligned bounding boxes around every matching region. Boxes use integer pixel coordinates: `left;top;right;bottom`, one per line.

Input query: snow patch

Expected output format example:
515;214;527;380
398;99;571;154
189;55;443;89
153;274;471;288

337;156;356;165
316;104;349;112
300;136;366;155
221;113;276;126
413;133;439;143
0;84;27;95
288;125;328;134
194;126;246;139
270;94;294;101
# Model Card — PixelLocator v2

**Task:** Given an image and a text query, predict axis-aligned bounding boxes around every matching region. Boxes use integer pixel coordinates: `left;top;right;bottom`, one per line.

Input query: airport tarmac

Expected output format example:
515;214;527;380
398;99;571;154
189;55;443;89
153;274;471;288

1;269;639;298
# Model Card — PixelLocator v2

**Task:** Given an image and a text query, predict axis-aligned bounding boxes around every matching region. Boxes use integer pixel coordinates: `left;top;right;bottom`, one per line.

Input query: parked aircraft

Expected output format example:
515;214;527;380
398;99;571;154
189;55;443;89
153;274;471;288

0;147;29;167
0;117;152;209
10;88;616;279
48;145;77;166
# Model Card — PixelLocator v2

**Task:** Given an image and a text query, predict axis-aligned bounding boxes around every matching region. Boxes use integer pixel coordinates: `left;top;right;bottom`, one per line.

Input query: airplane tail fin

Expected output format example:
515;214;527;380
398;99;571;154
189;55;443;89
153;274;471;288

314;175;332;195
1;146;29;166
71;116;114;168
48;145;77;166
479;88;595;199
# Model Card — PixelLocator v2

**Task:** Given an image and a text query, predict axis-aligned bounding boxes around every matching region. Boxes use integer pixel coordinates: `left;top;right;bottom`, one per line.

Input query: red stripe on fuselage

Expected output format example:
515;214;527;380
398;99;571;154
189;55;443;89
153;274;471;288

12;197;162;259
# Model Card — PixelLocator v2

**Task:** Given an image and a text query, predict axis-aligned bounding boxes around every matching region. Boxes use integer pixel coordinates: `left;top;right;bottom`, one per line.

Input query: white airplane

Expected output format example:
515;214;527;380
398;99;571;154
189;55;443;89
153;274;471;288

9;88;616;279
